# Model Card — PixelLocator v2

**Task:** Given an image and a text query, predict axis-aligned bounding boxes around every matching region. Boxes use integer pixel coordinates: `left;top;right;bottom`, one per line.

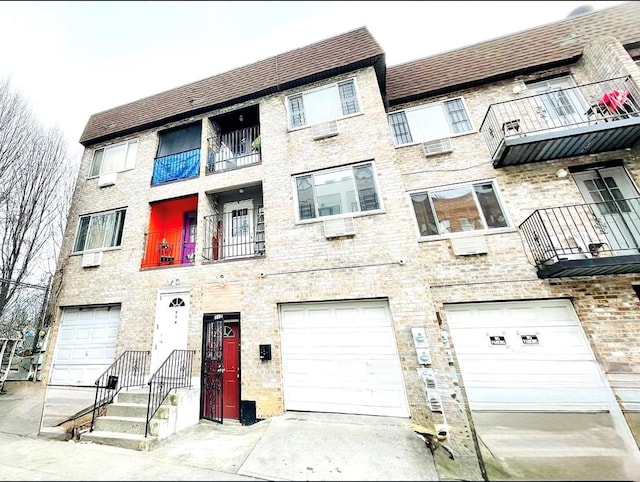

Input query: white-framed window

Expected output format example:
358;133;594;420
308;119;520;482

89;139;138;177
410;180;510;237
73;209;126;253
294;162;381;221
287;79;361;129
388;97;473;146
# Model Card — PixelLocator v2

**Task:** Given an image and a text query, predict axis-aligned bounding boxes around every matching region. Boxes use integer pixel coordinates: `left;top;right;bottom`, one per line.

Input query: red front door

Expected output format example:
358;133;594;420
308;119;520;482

223;322;240;419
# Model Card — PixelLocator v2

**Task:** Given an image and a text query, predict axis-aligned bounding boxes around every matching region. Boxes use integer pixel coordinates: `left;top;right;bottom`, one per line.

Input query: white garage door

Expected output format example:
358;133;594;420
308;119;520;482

444;299;616;411
50;306;120;386
280;300;409;417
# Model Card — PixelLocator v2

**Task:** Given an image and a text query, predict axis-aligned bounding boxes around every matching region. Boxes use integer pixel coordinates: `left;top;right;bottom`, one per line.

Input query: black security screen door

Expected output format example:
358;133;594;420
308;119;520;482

201;314;224;423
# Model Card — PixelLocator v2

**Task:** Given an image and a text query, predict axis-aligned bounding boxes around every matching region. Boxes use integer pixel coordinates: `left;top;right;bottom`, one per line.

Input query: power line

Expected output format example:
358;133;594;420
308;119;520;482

0;278;49;290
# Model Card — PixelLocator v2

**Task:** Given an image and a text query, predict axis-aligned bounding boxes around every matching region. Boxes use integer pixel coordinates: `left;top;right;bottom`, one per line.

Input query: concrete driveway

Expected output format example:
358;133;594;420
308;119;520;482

1;381;439;481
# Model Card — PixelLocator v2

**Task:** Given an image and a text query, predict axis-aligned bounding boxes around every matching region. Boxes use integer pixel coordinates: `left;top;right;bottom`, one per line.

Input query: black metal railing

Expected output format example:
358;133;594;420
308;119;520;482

151;148;201;185
519;197;640;266
207;126;260;174
90;350;150;432
145;349;195;437
480;76;640;159
202;207;265;261
141;227;196;268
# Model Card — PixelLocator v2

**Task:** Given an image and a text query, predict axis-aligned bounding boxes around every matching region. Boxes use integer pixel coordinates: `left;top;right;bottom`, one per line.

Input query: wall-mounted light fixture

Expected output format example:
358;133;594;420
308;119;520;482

219;274;225;287
556;168;568;178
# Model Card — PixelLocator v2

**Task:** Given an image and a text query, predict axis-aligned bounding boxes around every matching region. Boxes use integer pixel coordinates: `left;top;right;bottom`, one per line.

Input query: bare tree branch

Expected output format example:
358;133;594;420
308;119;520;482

0;78;77;333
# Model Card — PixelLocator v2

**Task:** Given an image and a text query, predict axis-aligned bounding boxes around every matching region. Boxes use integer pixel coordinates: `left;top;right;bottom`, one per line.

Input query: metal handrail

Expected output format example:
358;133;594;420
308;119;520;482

145;349;195;437
90;350;150;432
480;75;640;159
519;197;640;265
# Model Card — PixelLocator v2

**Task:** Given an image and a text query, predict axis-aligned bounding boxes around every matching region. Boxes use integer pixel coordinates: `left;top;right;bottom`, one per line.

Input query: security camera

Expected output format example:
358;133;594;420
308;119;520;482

259;272;266;278
398;259;406;265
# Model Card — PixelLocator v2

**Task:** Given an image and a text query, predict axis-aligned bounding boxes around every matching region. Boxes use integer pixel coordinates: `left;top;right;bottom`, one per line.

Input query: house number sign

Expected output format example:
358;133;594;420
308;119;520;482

489;335;506;345
521;334;539;344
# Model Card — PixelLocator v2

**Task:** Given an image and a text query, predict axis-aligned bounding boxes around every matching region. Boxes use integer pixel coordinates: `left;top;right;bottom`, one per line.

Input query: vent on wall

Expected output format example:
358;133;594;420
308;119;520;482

450;235;488;256
98;172;117;188
323;216;355;239
311;120;339;140
422;137;453;157
81;251;103;268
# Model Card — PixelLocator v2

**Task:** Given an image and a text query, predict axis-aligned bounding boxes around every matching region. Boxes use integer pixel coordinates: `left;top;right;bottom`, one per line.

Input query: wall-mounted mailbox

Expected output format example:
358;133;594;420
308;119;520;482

259;344;272;361
106;375;118;390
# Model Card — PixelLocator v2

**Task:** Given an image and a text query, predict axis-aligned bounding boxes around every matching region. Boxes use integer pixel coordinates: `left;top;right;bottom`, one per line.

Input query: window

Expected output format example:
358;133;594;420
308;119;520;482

388;98;472;146
89;139;138;177
287;79;361;129
157;123;202;158
411;181;509;237
73;209;126;252
295;162;381;220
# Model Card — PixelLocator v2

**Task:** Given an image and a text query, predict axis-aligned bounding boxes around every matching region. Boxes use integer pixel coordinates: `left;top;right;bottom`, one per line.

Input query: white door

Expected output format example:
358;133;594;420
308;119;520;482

573;167;640;255
280;300;410;417
150;290;190;374
223;200;254;258
444;299;616;411
50;306;120;385
528;76;588;129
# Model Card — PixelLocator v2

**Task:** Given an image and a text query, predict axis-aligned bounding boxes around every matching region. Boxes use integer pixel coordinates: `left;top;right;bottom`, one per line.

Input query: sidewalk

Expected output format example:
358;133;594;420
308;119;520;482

0;385;440;482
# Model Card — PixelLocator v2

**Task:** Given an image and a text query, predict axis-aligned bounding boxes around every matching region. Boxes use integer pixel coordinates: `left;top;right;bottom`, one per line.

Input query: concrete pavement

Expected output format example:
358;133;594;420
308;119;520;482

0;382;440;481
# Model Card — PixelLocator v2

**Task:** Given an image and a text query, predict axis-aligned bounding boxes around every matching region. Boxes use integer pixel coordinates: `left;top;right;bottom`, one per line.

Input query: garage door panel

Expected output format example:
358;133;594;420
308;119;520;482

281;300;409;418
51;306;121;386
445;300;615;412
282;330;398;354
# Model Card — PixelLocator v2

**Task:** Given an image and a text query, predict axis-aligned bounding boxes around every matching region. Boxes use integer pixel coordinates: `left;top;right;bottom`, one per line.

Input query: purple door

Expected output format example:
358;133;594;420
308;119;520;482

181;211;197;263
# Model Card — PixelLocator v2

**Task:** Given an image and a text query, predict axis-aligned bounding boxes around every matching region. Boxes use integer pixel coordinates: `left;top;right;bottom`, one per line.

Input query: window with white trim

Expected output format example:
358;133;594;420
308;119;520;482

411;180;509;237
73;209;126;252
287;79;361;129
89;139;138;177
295;162;381;220
388;98;472;146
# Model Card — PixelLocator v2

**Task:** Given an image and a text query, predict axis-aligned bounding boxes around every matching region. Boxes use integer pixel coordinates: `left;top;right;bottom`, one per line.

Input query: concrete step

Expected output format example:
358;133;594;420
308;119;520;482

106;402;172;419
80;430;158;451
93;415;162;436
116;390;151;405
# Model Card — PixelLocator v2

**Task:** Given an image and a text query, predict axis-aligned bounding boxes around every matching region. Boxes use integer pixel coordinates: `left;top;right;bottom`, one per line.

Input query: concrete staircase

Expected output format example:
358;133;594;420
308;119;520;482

80;388;181;451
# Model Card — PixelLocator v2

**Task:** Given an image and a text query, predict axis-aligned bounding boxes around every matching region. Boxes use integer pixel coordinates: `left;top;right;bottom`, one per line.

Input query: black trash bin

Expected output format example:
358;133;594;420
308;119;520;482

240;400;256;426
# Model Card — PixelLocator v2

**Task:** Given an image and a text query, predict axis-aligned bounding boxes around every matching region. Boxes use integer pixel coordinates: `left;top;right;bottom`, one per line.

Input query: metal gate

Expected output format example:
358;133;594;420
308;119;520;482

201;314;223;423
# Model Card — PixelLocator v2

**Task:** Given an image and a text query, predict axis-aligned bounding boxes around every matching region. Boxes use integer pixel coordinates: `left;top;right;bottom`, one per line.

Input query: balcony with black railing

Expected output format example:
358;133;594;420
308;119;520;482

206;126;260;174
519;198;640;278
151;148;200;185
141;227;197;269
202;206;265;261
480;76;640;168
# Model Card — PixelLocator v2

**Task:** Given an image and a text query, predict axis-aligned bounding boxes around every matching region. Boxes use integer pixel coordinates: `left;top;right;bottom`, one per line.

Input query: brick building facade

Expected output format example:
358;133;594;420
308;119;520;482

39;2;640;479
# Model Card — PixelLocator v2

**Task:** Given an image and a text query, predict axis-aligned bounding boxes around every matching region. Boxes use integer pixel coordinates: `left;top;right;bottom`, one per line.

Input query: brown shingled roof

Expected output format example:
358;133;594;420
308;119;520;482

386;1;640;105
80;27;384;145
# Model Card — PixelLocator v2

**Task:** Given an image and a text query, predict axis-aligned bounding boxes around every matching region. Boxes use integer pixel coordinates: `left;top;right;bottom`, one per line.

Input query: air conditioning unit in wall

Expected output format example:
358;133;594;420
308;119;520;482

450;235;488;256
81;251;103;268
98;172;117;188
323;216;355;239
422;137;453;157
311;120;339;140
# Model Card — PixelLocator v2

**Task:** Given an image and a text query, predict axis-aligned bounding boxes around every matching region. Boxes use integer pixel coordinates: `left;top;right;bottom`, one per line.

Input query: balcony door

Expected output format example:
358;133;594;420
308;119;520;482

223;200;254;258
528;77;588;129
181;211;197;263
573;167;640;255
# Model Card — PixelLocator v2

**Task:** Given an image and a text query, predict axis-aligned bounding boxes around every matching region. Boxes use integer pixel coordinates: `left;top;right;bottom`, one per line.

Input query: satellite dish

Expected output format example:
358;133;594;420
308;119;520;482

566;4;594;18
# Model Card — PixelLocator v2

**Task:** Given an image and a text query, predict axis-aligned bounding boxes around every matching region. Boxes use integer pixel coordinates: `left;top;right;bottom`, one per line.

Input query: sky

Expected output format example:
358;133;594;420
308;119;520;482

0;1;627;155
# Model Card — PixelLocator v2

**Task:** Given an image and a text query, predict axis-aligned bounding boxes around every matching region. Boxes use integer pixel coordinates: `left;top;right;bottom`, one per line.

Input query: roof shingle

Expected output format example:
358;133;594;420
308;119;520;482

79;27;384;145
386;1;640;104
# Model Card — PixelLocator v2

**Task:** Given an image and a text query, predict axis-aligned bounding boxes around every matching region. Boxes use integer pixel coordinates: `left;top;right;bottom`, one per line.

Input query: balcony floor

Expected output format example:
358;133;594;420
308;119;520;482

494;116;640;167
536;254;640;278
